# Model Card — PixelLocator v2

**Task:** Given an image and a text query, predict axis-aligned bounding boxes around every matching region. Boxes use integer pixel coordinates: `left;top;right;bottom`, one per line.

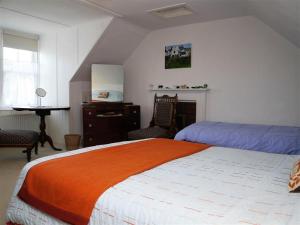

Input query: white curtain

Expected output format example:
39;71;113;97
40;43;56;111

2;47;37;106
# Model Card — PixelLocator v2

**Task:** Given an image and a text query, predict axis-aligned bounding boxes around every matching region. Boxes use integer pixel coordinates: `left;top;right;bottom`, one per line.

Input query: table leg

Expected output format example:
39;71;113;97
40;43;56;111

39;114;62;151
45;134;62;151
39;115;46;147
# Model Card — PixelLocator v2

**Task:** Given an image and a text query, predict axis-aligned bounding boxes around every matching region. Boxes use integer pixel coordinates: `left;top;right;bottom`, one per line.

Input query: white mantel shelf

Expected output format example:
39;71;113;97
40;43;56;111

150;88;209;92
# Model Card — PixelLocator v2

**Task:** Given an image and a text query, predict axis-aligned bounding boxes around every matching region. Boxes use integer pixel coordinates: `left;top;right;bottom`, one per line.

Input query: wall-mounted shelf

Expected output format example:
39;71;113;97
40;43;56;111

150;88;209;92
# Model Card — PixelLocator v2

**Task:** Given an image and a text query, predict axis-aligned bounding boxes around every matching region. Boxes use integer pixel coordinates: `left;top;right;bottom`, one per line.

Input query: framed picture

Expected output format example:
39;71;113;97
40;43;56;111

165;43;191;69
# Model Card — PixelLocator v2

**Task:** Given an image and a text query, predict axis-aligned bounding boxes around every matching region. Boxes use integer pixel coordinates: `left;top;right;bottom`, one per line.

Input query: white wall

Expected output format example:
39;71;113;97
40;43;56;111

69;18;149;136
69;80;91;135
298;51;300;123
0;28;3;107
0;7;112;145
36;18;112;145
124;16;300;128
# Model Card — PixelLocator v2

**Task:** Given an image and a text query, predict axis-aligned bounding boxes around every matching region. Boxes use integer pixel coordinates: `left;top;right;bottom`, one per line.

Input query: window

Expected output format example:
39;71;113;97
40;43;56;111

1;30;39;107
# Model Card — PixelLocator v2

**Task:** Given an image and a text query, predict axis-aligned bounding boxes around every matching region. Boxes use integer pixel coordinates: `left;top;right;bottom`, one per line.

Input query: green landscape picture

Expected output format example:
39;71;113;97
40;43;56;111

165;43;191;69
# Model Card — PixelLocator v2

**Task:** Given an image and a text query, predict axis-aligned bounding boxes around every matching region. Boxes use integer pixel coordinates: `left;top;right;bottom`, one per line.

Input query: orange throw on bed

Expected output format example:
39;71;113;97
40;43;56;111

18;138;210;225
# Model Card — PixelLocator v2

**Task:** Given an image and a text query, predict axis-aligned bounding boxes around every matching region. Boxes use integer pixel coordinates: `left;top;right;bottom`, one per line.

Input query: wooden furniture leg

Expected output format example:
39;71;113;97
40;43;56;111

26;147;33;162
34;142;38;155
37;111;62;151
39;114;47;147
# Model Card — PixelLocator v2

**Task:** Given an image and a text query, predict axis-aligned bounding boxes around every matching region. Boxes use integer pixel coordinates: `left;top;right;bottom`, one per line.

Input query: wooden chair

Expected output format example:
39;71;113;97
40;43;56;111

0;129;39;162
128;94;178;140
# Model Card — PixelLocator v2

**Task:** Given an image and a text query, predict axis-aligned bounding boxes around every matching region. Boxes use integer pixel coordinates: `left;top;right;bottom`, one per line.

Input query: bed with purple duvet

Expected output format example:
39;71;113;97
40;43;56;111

175;121;300;155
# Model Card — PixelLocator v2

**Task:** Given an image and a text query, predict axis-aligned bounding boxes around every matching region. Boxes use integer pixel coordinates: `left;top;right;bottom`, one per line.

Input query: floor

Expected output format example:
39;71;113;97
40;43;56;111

0;145;65;224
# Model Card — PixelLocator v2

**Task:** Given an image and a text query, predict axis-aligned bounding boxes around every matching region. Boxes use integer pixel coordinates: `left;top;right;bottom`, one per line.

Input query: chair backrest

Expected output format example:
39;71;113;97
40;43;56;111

150;94;178;128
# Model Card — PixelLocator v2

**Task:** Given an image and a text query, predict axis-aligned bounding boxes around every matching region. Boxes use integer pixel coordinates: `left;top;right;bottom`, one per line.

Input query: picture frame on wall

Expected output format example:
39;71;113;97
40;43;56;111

165;43;191;69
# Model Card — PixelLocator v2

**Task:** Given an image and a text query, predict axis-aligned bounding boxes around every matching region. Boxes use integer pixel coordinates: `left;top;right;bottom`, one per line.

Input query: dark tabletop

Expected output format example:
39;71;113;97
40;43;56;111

13;106;70;111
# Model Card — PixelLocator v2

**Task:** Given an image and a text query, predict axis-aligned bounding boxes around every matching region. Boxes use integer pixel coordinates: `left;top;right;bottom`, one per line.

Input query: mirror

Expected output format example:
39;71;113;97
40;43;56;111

35;88;46;106
35;88;46;97
91;64;124;102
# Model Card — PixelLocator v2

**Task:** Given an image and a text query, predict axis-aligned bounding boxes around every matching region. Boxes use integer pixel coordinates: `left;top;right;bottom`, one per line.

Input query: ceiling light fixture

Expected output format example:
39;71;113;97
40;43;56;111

147;3;193;19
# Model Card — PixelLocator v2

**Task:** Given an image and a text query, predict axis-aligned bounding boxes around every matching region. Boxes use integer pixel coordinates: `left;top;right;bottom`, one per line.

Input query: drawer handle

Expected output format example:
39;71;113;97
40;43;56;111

97;113;123;118
133;122;137;125
89;137;93;142
88;112;92;116
89;124;93;128
132;110;137;114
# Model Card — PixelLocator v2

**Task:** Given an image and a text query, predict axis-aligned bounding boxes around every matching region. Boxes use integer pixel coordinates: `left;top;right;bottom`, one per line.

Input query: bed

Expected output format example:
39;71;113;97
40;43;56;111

6;121;300;225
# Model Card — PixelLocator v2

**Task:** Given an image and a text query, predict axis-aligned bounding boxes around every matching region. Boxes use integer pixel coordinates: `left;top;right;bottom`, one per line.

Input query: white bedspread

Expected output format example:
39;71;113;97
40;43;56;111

6;140;300;225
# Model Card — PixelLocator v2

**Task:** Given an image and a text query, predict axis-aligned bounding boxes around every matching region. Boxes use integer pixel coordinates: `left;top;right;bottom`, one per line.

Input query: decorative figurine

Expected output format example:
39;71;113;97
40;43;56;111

180;85;189;89
191;84;208;89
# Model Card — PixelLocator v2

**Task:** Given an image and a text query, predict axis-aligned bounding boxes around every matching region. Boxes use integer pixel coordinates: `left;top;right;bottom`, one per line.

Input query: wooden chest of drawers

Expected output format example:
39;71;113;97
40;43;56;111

123;105;140;132
82;102;140;147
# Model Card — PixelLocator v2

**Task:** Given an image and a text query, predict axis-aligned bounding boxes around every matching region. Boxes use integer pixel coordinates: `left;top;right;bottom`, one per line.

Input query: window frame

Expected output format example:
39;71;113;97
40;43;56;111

0;29;40;109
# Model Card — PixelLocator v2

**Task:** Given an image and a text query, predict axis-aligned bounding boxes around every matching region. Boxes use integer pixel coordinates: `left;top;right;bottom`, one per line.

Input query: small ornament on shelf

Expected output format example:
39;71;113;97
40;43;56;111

150;83;209;91
191;84;208;89
180;85;189;89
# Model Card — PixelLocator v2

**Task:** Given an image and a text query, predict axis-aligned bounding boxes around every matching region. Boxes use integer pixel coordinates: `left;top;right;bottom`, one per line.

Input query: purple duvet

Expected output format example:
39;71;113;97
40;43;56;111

175;121;300;154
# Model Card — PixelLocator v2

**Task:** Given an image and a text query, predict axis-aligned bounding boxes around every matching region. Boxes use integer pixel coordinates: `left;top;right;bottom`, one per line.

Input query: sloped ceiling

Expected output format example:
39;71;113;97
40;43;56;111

1;0;298;47
0;0;110;26
71;18;149;81
247;0;300;48
87;0;300;47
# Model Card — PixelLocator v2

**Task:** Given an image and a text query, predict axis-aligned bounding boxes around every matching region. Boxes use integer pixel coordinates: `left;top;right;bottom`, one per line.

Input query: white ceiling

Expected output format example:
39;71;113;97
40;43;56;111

90;0;300;47
0;0;110;26
247;0;300;48
0;0;299;47
91;0;249;29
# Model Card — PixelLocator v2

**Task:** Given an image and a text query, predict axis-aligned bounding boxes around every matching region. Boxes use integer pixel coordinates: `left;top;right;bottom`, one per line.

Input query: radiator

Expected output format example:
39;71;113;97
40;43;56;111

0;111;69;146
0;111;39;131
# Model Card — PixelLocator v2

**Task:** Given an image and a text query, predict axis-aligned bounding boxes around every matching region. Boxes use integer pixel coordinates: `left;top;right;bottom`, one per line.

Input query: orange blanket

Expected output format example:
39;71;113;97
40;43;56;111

18;138;210;225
